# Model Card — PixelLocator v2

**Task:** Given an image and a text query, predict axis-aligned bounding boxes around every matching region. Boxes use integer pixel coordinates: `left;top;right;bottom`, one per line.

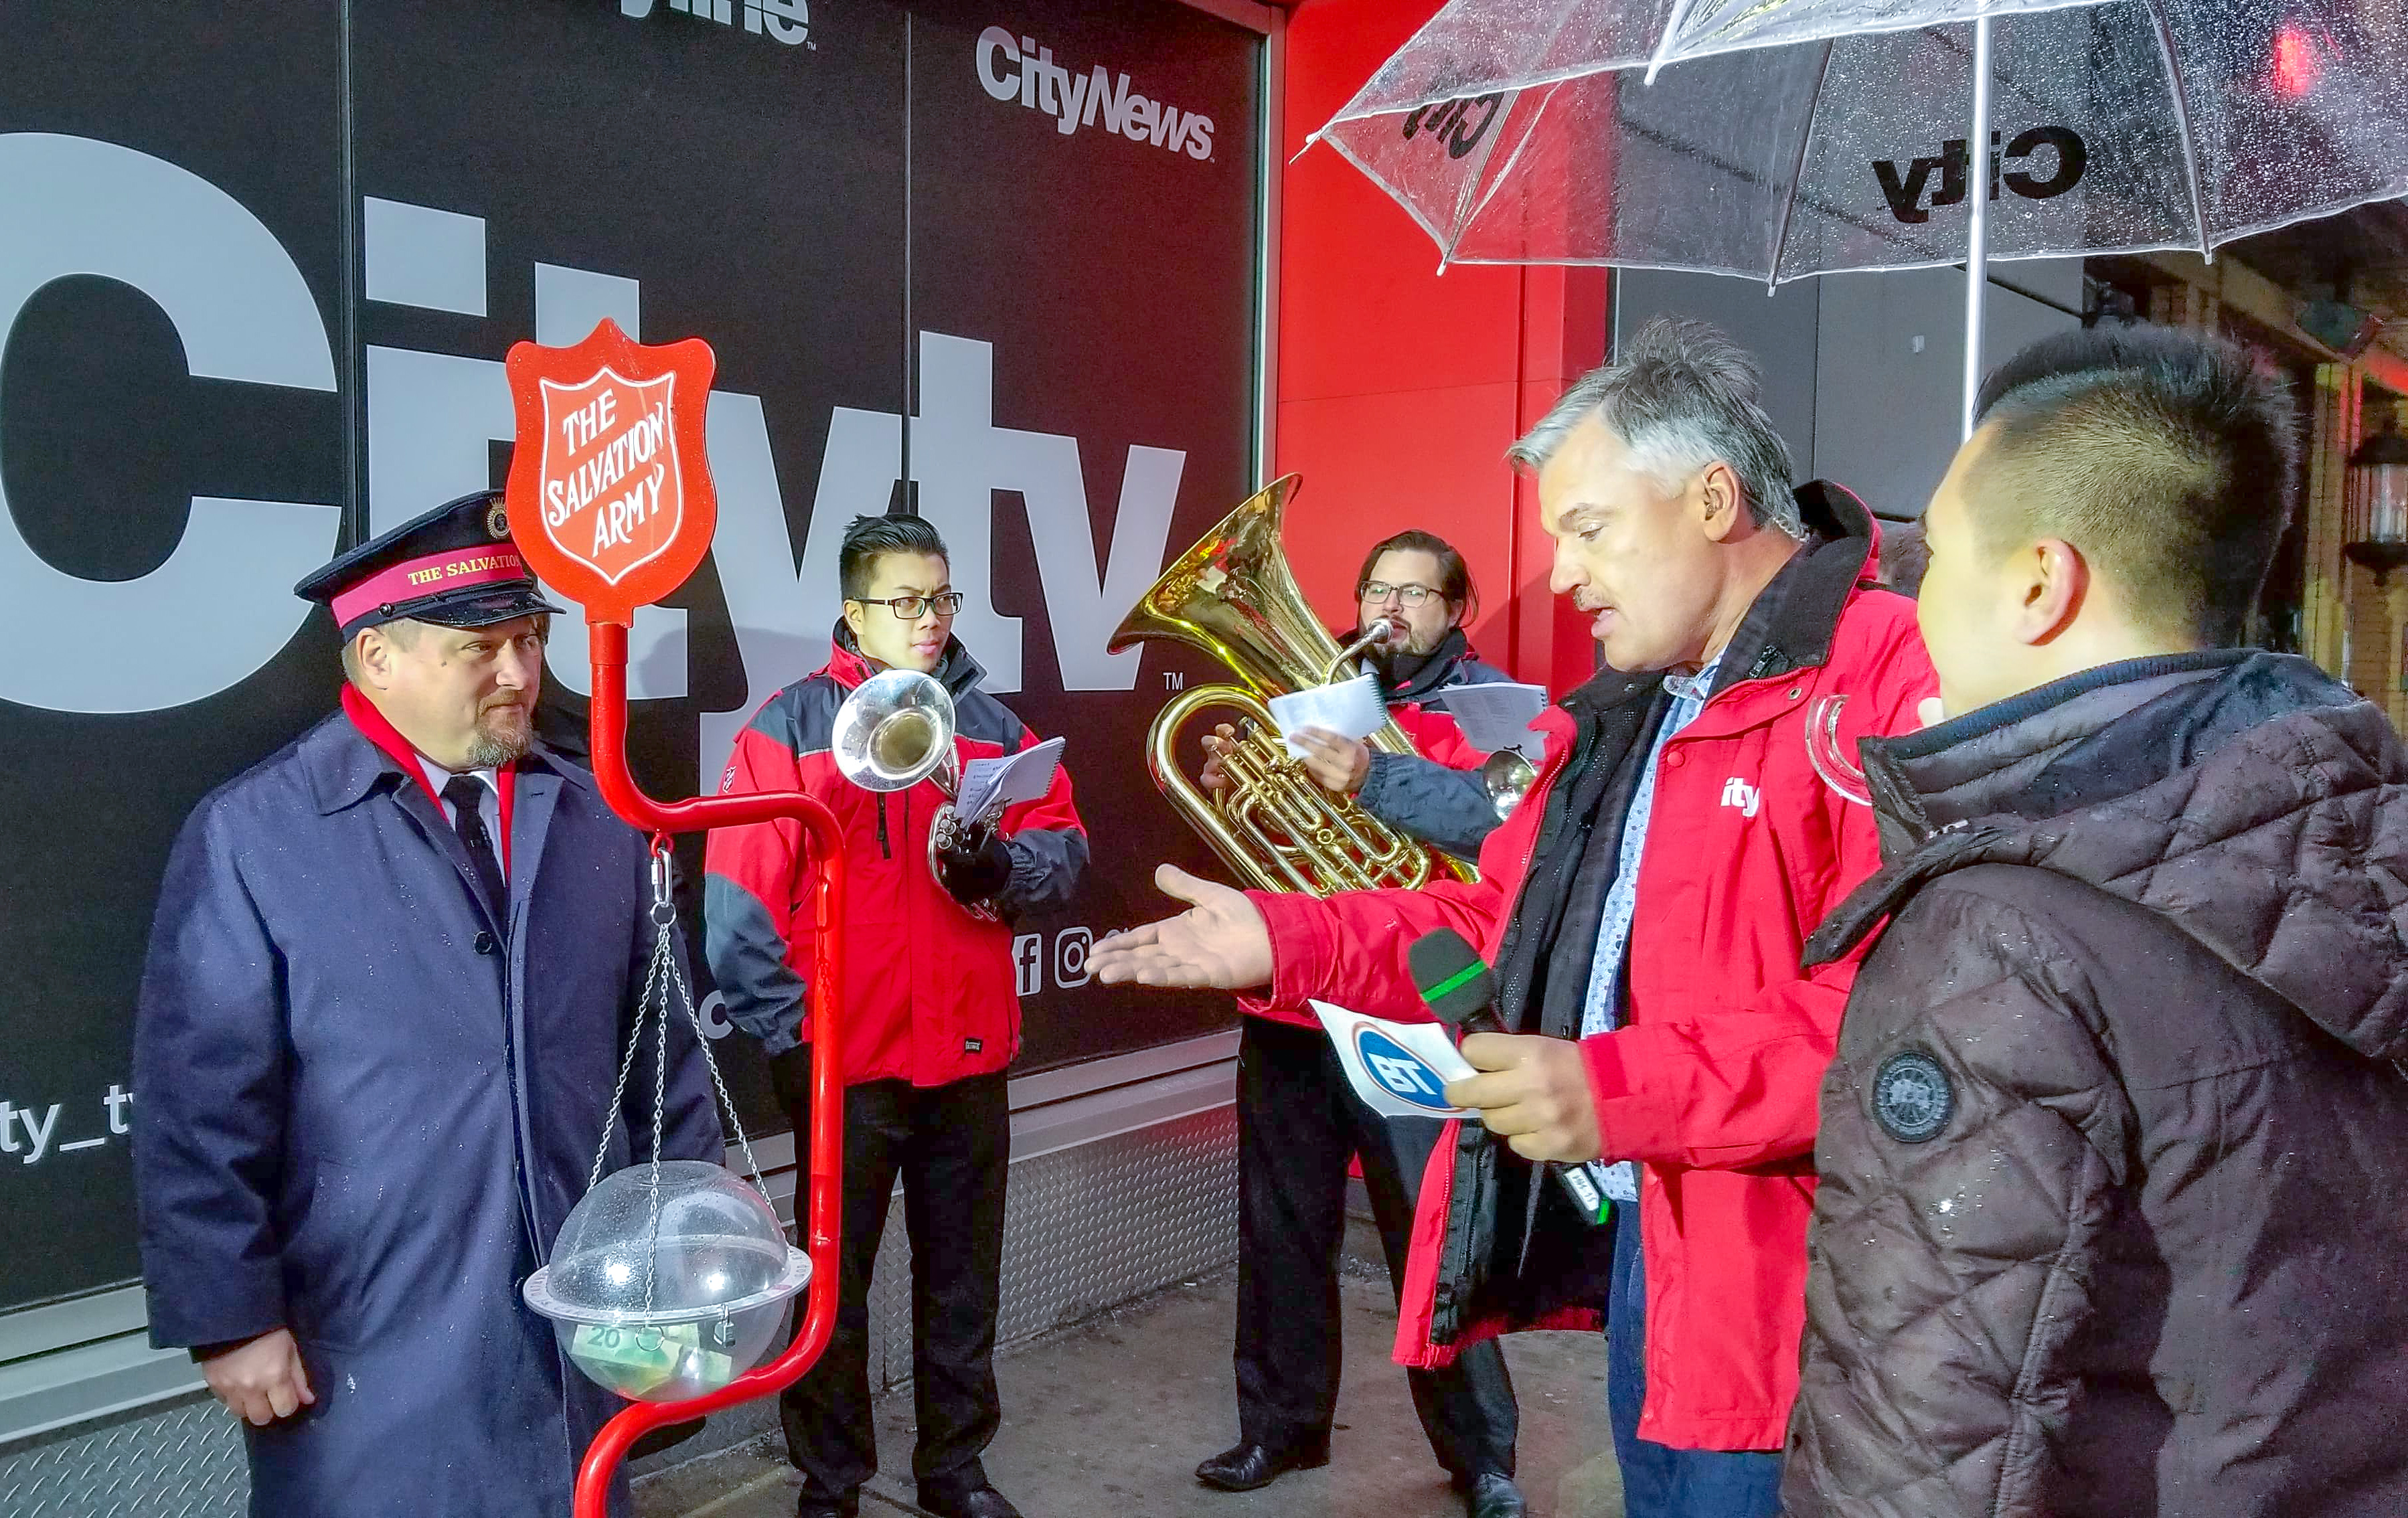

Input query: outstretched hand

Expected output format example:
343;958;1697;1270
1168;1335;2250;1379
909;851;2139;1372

1090;865;1274;991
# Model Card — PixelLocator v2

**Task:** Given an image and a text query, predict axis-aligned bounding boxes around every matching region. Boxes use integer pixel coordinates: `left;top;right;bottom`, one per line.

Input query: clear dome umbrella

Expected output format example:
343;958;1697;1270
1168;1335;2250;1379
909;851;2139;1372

1309;0;2408;433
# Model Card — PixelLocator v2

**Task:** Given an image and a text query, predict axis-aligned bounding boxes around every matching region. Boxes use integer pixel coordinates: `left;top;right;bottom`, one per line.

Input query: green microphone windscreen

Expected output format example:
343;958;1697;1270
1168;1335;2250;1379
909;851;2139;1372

1410;929;1495;1029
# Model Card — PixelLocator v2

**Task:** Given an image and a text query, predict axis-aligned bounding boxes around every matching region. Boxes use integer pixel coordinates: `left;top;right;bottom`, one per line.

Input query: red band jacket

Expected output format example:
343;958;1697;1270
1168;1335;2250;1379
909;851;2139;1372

704;628;1086;1086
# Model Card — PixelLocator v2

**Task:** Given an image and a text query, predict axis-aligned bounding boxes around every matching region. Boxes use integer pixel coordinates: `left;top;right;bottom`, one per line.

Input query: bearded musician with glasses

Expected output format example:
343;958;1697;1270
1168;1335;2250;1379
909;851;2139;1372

704;513;1085;1518
1200;531;1519;865
1188;529;1530;1518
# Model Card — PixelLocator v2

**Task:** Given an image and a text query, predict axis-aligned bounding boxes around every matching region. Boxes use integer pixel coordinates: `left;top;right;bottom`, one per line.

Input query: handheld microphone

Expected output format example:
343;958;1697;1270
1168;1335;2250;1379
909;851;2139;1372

1409;930;1611;1226
1410;928;1502;1033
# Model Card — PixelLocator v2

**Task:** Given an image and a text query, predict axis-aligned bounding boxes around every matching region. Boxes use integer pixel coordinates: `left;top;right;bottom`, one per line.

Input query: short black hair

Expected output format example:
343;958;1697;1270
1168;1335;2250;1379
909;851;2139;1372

1969;325;2298;646
1356;529;1479;624
1876;519;1931;598
839;513;949;599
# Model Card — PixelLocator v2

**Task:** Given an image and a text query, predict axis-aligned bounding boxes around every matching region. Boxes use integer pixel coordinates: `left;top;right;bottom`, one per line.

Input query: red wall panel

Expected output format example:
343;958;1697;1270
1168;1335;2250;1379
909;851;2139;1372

1273;0;1604;693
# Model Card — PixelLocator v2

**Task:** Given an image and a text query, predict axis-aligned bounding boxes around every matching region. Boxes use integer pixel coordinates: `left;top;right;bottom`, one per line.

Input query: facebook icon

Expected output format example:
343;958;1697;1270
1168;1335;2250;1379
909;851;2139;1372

1013;933;1043;997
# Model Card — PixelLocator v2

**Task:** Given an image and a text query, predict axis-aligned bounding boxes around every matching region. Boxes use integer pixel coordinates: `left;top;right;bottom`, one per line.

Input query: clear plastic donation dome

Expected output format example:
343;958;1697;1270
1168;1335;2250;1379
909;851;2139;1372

522;1160;811;1403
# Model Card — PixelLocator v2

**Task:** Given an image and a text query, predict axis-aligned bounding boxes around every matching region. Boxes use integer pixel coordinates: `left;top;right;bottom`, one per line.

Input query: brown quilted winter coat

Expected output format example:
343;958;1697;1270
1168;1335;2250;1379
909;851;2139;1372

1783;651;2408;1518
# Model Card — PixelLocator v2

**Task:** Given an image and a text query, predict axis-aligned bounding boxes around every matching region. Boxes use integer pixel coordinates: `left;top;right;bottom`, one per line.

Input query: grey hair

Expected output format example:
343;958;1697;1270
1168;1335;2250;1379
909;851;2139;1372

1508;317;1801;538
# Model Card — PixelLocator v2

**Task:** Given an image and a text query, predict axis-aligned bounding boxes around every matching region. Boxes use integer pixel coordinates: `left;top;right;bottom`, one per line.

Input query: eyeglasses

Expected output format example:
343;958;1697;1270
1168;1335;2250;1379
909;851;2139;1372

1359;581;1443;608
854;592;965;619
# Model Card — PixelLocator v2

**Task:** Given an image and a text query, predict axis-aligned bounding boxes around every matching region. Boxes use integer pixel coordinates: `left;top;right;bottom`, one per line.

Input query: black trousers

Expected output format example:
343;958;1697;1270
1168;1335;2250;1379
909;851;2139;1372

771;1058;1010;1504
1234;1017;1520;1481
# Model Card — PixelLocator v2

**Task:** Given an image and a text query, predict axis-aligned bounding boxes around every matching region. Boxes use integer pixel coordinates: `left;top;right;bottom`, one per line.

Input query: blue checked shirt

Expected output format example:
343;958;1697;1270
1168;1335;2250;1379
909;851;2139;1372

1579;653;1724;1202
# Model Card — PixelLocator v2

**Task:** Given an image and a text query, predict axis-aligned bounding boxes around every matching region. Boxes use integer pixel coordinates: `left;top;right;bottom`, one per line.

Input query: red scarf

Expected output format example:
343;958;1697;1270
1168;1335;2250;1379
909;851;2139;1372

341;684;518;874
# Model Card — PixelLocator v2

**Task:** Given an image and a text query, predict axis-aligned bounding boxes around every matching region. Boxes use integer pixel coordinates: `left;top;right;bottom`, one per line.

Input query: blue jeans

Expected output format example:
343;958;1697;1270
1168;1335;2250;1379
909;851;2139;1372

1606;1204;1784;1518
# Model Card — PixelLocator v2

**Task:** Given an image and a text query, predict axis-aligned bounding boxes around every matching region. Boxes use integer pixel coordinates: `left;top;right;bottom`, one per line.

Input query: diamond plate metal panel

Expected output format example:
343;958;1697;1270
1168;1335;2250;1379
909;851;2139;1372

867;1193;914;1392
1;1106;1238;1513
862;1104;1239;1394
995;1104;1238;1347
0;1397;246;1518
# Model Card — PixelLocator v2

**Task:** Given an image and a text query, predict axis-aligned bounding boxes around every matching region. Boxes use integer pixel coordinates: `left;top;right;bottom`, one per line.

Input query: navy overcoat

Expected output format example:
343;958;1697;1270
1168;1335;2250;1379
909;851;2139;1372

134;708;724;1517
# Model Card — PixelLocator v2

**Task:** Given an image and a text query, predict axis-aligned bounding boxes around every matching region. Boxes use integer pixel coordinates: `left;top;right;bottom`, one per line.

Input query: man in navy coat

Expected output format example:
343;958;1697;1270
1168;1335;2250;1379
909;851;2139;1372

133;490;723;1517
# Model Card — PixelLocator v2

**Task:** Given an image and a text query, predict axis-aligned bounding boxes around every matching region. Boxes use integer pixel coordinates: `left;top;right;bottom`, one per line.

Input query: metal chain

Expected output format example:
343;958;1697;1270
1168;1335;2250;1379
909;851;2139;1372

641;847;677;1317
586;929;666;1193
581;839;777;1321
663;942;770;1197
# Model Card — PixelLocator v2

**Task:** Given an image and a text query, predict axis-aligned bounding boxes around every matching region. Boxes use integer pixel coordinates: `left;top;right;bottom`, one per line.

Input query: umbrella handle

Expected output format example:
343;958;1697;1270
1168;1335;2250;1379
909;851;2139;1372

570;622;850;1518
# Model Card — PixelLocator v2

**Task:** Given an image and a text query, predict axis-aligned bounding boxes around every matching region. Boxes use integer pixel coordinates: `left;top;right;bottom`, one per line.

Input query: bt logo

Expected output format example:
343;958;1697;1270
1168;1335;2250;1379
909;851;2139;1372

1013;928;1093;997
1354;1028;1453;1111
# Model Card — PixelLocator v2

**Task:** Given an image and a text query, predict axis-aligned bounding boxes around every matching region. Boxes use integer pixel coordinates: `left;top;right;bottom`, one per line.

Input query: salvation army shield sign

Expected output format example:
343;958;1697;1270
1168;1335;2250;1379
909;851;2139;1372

503;318;716;624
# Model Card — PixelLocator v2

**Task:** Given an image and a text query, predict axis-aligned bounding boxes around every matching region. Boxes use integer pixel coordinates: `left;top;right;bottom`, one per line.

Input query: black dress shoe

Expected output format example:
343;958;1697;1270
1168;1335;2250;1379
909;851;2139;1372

1465;1471;1527;1518
916;1483;1022;1518
1194;1439;1332;1492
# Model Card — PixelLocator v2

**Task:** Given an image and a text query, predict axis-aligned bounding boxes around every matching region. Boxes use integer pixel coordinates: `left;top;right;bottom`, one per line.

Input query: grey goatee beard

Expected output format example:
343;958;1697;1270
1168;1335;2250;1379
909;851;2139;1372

467;710;533;768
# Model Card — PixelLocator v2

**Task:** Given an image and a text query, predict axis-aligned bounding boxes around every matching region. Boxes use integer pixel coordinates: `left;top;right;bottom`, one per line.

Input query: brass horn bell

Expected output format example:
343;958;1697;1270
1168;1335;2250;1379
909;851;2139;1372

831;669;1001;920
1108;475;1469;897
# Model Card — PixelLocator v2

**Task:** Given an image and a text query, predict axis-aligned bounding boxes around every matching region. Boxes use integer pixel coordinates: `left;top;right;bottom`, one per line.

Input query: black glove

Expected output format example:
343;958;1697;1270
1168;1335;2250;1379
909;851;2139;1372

937;831;1014;907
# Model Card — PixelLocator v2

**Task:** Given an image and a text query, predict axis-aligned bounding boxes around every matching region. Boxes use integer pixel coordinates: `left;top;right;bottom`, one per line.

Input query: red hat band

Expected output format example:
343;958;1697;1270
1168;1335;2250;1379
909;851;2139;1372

331;546;533;628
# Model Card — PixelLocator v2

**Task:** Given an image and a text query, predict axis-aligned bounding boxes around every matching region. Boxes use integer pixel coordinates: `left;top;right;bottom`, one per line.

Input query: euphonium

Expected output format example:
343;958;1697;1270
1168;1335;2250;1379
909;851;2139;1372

1107;475;1467;896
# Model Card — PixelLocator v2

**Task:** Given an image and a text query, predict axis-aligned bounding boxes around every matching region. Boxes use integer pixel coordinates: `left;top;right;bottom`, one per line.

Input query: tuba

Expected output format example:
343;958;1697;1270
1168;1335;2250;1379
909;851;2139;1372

831;669;1004;920
1108;475;1468;896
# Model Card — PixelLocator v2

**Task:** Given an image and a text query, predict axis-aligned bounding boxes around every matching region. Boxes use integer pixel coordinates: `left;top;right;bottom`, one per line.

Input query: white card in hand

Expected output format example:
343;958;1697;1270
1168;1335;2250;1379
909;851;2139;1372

1309;1000;1477;1119
1436;681;1549;755
1267;673;1386;758
955;736;1065;821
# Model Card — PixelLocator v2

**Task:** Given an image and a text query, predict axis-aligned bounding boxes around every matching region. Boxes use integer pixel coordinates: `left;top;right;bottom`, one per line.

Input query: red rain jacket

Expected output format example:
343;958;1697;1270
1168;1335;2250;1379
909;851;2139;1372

1251;484;1934;1450
703;629;1086;1088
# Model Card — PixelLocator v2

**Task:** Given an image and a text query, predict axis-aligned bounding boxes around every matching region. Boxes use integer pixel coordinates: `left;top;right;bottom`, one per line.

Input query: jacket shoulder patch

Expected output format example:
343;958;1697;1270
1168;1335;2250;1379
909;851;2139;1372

1871;1048;1954;1143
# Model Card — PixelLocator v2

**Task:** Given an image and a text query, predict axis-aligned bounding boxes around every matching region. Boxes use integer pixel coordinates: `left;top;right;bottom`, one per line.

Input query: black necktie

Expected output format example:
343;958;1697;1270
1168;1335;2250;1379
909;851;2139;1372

441;774;507;918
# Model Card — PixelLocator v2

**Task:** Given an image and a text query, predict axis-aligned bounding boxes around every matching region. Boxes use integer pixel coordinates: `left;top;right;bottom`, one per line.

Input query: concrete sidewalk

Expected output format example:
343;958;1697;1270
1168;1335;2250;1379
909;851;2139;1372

637;1264;1623;1518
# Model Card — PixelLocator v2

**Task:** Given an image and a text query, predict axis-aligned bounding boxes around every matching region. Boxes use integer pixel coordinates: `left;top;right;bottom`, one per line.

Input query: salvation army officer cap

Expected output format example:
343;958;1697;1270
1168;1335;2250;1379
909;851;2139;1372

296;490;564;638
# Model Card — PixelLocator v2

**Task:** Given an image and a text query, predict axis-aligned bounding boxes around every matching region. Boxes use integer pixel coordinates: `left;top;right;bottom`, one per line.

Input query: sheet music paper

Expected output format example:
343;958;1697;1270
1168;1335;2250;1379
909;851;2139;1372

1309;1000;1478;1120
1267;673;1386;758
955;736;1064;821
1436;682;1549;755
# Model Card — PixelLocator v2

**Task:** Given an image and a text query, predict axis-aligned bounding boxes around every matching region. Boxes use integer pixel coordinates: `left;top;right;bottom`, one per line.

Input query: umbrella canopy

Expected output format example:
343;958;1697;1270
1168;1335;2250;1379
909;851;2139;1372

1313;0;2408;283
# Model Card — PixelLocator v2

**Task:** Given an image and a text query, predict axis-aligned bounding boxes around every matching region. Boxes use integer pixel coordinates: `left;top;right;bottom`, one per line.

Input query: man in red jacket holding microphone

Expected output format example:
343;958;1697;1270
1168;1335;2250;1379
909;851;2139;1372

706;513;1085;1518
1095;321;1935;1518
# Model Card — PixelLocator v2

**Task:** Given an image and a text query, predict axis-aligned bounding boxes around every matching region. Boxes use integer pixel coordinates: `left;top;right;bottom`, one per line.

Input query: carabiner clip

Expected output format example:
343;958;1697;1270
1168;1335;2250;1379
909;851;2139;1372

648;835;677;928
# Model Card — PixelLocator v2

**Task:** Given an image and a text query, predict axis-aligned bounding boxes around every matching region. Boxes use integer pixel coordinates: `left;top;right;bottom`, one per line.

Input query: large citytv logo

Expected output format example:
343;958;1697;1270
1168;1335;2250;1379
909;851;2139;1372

975;27;1215;161
0;133;1191;786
